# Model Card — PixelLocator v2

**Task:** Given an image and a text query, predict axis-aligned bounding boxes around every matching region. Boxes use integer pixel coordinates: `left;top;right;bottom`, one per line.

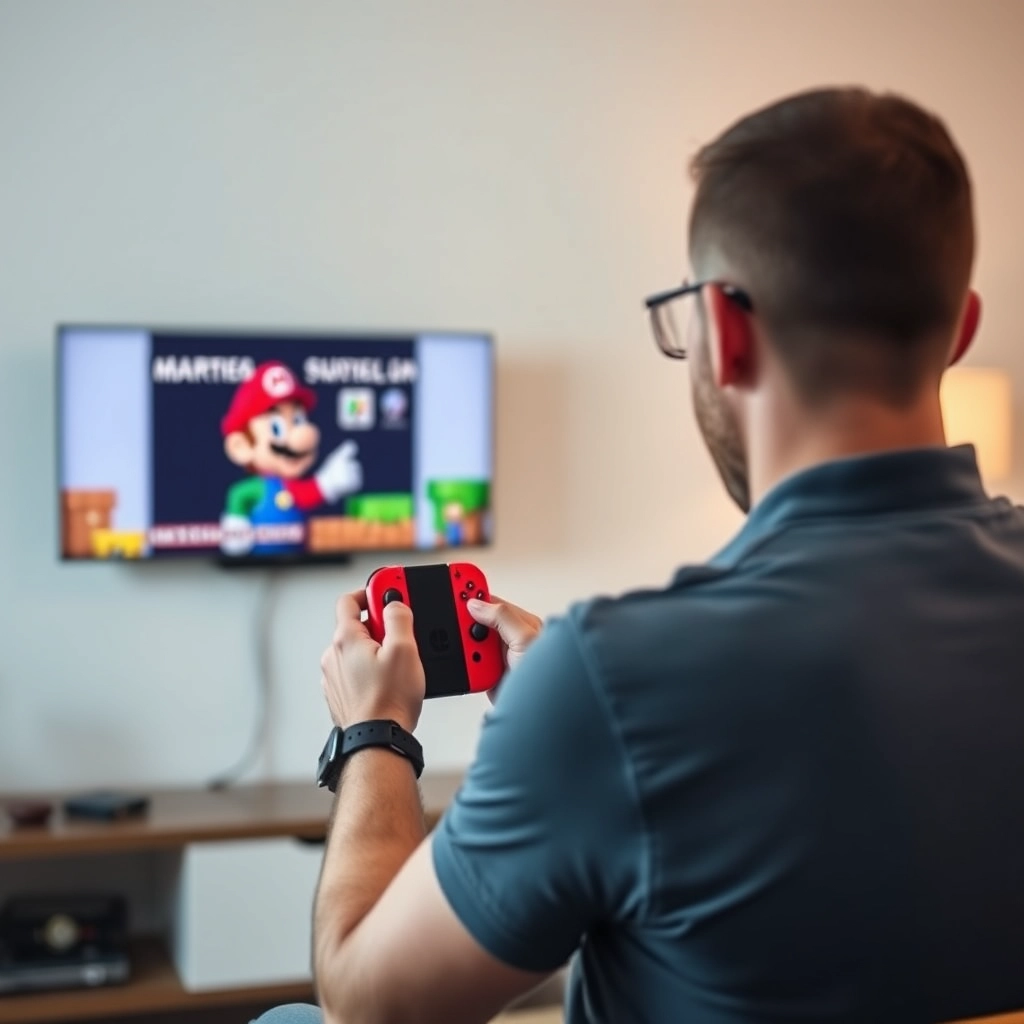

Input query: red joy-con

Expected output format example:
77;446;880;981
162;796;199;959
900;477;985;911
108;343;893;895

365;565;409;645
365;562;505;698
447;561;505;693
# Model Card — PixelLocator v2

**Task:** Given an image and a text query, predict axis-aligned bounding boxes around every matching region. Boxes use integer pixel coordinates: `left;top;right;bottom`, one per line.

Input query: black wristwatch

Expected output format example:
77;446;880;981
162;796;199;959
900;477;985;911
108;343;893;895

316;720;424;793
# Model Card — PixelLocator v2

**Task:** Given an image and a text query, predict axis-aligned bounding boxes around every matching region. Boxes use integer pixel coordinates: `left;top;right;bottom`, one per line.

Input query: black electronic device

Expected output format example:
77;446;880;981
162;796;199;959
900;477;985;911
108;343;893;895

0;894;130;995
62;791;150;822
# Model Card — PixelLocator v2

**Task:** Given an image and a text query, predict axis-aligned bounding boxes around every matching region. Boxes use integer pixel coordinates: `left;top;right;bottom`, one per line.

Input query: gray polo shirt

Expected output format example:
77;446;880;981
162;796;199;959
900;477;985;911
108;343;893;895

432;446;1024;1023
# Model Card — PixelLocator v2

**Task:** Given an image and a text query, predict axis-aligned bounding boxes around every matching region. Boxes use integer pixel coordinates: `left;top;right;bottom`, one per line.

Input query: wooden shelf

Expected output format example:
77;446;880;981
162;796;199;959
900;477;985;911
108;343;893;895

0;774;461;861
0;937;311;1024
0;775;463;1022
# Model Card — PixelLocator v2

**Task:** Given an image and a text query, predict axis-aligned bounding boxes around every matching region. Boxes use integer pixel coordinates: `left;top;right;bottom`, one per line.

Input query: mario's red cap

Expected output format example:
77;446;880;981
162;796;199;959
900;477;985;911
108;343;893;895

221;362;317;436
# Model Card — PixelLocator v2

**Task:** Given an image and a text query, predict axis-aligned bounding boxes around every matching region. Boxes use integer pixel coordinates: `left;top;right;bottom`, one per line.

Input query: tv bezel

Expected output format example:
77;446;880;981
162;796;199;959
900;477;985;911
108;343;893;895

55;324;497;568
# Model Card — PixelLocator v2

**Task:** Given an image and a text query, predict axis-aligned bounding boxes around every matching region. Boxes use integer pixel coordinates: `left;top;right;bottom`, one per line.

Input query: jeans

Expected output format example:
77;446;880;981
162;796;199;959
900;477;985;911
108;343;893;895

251;968;566;1023
252;1005;323;1024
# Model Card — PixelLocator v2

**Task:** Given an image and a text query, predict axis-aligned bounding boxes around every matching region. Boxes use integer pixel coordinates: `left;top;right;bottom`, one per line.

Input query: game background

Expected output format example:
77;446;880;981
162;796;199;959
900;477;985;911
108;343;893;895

414;334;494;549
59;328;153;534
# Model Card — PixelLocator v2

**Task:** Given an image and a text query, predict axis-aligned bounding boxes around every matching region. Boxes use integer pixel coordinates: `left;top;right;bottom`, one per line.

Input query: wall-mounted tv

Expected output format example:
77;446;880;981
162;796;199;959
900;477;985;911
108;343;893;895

57;327;494;564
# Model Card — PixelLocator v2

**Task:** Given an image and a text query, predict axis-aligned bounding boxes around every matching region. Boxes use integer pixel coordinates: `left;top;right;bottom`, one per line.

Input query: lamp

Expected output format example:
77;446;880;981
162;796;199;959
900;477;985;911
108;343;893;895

940;366;1013;482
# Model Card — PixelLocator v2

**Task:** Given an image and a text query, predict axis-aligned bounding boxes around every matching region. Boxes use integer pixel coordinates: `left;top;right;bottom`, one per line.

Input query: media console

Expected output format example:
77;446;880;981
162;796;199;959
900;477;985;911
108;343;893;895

0;777;459;1024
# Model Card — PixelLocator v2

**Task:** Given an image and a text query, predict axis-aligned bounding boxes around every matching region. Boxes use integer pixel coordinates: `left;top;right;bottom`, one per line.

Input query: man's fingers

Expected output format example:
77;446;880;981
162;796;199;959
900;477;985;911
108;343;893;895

335;589;372;645
468;595;544;657
337;588;368;615
484;595;541;626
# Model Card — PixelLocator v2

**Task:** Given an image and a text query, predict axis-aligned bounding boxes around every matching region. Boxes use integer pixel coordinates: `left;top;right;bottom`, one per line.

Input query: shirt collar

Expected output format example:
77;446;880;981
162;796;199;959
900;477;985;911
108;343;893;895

702;445;989;571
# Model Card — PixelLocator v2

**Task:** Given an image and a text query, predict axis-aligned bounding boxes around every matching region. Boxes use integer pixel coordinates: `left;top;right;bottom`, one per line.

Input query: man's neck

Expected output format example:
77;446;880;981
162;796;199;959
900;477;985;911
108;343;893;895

748;391;948;508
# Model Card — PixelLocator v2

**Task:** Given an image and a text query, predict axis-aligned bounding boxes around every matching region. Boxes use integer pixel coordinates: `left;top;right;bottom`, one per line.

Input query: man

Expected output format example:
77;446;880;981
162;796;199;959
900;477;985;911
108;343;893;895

260;88;1024;1023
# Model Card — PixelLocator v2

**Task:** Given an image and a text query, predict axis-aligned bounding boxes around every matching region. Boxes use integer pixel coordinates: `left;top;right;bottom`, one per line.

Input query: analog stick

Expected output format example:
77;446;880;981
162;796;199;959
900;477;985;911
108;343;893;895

383;588;404;606
469;622;489;642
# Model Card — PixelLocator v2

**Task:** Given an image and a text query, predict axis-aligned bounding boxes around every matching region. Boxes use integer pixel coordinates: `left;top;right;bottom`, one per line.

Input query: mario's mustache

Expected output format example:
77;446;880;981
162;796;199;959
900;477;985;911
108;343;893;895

270;442;316;460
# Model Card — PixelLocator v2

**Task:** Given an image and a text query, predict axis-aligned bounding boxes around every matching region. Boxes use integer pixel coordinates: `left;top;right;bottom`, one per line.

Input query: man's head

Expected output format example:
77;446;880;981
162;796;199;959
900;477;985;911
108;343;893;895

222;362;321;479
682;87;980;511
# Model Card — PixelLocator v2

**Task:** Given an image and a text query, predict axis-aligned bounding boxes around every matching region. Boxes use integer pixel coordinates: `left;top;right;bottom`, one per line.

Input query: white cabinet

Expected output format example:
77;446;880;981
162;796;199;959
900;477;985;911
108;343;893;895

171;837;324;992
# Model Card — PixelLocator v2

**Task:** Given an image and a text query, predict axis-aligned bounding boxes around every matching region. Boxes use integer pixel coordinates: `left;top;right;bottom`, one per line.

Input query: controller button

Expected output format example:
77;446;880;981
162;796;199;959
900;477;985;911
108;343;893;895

469;622;489;642
454;569;462;579
460;591;468;600
383;588;404;606
472;652;482;663
466;580;475;590
477;590;486;599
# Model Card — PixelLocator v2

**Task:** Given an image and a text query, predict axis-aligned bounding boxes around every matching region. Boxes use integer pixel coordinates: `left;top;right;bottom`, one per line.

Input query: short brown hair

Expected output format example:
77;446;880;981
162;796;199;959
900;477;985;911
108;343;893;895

689;87;974;404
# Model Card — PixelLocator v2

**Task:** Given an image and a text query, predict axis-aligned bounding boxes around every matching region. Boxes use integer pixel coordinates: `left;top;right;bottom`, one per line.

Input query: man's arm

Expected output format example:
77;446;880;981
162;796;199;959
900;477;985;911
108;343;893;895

312;750;424;1003
313;752;547;1024
313;592;549;1024
313;591;642;1023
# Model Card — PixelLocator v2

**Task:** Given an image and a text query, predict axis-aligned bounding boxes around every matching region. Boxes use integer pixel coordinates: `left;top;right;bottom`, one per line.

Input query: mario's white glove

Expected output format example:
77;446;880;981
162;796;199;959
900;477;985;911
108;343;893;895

316;441;362;504
219;513;255;556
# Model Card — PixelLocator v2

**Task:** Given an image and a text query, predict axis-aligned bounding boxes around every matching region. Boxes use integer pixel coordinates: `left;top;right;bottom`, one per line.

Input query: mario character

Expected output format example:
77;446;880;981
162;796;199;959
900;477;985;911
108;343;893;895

219;361;362;556
441;502;465;546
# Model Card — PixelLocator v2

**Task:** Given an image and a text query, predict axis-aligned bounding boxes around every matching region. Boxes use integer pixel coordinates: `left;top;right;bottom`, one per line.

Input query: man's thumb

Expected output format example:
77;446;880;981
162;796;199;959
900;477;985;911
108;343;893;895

382;600;415;646
468;598;506;634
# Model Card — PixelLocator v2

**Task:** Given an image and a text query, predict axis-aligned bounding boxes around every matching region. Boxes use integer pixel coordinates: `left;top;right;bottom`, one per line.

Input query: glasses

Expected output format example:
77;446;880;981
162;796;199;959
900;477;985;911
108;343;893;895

644;280;754;359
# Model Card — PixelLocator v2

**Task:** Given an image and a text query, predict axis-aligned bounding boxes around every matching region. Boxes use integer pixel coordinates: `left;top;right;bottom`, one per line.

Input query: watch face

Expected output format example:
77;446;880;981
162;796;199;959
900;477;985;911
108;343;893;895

317;727;341;787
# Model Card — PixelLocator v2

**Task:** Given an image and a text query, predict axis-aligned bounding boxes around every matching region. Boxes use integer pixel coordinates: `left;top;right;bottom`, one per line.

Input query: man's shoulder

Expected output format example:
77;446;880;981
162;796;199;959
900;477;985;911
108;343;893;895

567;562;743;637
555;564;744;684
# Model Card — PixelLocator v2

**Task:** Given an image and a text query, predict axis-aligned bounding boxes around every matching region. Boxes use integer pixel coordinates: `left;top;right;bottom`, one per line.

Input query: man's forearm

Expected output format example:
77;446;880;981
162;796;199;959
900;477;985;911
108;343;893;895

313;748;426;1005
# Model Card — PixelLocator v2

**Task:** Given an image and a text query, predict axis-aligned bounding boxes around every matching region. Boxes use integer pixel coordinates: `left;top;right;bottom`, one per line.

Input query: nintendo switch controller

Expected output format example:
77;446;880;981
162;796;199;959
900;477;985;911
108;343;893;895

366;562;505;698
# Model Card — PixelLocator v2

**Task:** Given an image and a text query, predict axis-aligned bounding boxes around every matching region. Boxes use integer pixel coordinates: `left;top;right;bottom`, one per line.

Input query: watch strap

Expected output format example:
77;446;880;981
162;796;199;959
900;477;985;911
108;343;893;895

318;720;424;792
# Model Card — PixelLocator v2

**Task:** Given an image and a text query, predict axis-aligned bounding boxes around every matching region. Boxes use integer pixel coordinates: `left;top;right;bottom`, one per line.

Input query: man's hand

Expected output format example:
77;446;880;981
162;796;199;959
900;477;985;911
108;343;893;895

316;440;363;503
467;595;543;702
320;589;426;733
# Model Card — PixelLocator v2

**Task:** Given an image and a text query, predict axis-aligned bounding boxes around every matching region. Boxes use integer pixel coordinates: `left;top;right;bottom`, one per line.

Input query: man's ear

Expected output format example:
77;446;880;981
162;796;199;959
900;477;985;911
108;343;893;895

949;289;982;366
224;431;254;467
704;285;756;389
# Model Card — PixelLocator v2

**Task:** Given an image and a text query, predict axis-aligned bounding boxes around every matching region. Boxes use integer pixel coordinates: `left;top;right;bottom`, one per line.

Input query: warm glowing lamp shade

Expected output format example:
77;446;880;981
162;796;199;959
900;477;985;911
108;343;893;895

940;367;1013;482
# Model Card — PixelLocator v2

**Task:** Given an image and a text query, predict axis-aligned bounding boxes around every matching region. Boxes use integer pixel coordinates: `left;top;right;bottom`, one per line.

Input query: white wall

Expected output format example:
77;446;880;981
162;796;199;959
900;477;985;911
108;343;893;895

1;0;1022;791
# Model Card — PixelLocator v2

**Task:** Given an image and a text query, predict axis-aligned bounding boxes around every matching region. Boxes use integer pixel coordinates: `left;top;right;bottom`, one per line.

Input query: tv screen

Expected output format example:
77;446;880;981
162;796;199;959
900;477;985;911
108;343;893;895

57;327;494;563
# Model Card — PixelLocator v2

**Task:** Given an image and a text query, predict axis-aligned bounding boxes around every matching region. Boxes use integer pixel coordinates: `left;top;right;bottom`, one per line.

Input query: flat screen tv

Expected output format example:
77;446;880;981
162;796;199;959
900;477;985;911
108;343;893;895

57;327;495;564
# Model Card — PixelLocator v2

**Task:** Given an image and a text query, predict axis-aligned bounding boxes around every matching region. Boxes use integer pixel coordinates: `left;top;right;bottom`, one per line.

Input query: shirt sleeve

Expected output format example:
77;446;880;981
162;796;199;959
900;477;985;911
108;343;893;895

431;610;646;973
